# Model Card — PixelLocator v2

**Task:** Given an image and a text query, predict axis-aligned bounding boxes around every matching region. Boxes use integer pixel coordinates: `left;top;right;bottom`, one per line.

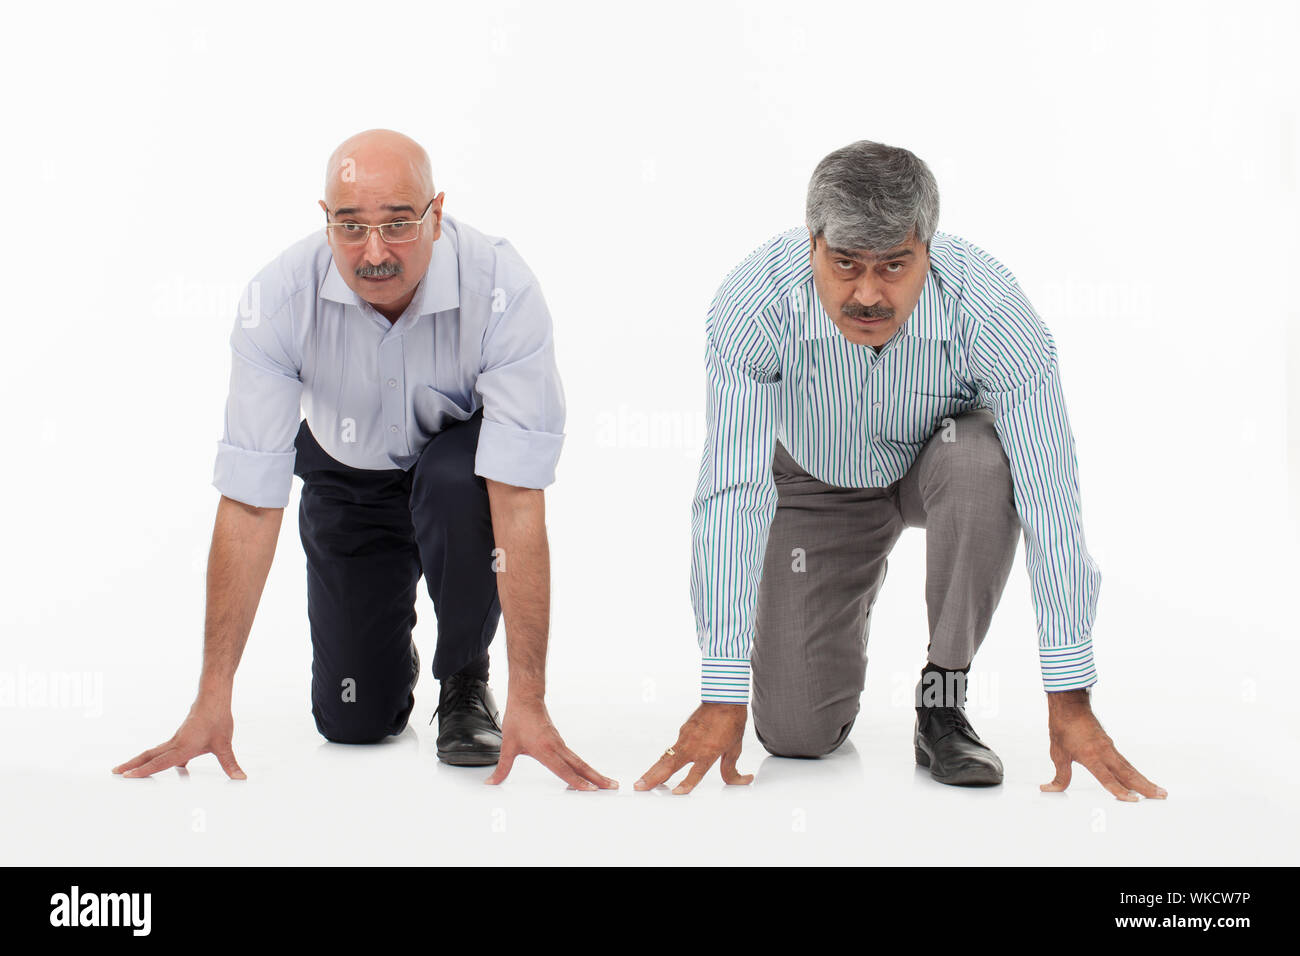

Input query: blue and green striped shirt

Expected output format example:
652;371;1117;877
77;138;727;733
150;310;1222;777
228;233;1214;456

691;227;1101;703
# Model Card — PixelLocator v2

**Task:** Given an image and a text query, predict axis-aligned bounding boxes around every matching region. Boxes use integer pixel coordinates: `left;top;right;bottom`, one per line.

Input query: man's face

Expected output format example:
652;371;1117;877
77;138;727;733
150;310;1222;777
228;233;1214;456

809;231;930;348
319;173;443;321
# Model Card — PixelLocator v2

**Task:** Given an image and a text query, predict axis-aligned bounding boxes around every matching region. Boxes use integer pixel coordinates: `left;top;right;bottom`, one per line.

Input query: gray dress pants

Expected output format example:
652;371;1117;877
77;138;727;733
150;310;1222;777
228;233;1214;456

751;407;1020;758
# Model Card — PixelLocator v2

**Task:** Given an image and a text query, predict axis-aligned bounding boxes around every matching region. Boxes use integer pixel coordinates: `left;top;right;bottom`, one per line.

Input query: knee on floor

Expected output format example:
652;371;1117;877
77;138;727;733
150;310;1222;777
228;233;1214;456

314;707;407;745
754;714;855;759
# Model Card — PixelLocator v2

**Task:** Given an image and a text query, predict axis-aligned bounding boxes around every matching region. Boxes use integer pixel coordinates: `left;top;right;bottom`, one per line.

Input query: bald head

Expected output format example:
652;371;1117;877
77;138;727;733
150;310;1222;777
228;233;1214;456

319;129;444;322
323;128;433;206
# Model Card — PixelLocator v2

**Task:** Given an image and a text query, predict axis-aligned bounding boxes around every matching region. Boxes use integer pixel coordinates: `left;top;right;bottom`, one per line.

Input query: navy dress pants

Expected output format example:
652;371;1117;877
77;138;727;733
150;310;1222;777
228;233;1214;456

292;409;501;744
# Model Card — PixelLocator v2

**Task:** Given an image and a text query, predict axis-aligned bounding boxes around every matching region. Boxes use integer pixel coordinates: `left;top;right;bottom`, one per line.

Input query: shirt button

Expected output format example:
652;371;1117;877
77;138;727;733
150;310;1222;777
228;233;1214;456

387;378;397;388
389;425;398;434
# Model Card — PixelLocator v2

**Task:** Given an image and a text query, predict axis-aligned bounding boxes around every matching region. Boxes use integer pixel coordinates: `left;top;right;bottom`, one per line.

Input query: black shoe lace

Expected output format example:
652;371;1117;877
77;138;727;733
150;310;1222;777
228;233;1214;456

429;676;490;724
925;705;974;739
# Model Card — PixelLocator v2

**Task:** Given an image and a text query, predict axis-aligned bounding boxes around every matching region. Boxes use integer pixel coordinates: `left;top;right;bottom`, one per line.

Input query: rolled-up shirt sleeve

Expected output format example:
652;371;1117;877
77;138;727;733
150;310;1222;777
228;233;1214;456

212;286;304;508
473;280;566;489
966;280;1101;692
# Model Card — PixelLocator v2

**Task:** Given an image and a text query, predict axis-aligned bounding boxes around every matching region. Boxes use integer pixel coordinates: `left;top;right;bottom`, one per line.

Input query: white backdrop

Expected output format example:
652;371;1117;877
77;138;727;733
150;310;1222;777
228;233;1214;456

2;0;1297;866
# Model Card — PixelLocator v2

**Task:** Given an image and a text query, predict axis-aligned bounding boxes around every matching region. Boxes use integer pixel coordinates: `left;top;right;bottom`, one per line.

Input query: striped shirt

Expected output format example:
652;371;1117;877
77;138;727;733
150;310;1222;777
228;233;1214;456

691;227;1101;703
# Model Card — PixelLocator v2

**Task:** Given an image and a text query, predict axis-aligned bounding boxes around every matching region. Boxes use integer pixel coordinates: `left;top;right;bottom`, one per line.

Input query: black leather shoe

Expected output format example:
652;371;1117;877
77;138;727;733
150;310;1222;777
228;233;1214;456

914;705;1004;786
432;675;502;766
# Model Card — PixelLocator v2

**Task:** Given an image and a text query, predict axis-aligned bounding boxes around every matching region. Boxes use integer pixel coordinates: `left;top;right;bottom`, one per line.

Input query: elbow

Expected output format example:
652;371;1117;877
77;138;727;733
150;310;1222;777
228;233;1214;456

220;494;284;517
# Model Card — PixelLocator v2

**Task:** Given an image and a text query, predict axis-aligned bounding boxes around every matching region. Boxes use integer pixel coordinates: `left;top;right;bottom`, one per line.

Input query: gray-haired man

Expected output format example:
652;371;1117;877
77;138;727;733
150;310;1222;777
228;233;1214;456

636;141;1164;800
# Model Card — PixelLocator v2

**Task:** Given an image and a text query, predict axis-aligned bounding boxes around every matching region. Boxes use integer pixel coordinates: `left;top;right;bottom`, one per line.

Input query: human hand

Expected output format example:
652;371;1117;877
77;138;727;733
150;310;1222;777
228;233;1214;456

112;698;245;780
1041;690;1166;801
634;702;753;795
485;696;617;791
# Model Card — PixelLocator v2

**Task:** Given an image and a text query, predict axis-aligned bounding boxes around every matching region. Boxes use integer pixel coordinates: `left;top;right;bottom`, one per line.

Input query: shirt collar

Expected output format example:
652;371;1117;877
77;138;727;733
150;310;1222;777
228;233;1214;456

796;265;950;342
901;268;950;341
319;221;460;316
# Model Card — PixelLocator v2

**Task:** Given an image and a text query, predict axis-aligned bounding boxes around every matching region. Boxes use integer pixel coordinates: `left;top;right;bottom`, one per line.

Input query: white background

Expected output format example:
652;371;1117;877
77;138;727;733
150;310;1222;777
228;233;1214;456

2;0;1297;865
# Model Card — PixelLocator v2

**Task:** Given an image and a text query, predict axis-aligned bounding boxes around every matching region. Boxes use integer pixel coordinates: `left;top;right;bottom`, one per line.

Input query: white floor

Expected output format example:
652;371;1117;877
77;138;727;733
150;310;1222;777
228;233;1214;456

4;0;1298;872
7;449;1298;867
7;658;1296;866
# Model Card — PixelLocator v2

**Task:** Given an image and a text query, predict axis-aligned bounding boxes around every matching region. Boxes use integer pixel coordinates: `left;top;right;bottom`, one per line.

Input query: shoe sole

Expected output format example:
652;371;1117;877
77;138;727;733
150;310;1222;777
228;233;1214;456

915;745;1003;786
437;749;501;767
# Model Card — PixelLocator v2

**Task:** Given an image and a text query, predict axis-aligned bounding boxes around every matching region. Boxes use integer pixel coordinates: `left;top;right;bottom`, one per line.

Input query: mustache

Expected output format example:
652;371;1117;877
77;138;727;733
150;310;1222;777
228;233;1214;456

356;261;403;278
842;303;893;320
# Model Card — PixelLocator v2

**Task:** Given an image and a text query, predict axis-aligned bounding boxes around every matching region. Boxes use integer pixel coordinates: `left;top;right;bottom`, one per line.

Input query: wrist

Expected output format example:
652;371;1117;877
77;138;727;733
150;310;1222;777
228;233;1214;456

698;700;748;729
506;683;546;710
195;679;233;709
1047;687;1092;718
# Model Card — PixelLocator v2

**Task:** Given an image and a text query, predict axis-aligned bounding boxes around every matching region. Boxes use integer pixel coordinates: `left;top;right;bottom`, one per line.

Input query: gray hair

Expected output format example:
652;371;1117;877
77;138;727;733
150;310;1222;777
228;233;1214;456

805;140;940;253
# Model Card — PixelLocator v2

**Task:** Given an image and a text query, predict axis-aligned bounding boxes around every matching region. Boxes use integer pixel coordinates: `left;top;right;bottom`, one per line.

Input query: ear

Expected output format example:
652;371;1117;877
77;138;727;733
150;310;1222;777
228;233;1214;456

318;199;329;218
430;191;445;242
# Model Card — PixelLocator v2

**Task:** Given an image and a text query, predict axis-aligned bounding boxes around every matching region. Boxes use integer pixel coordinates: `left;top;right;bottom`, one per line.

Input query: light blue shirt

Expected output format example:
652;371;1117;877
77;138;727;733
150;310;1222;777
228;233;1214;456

692;227;1101;703
213;214;566;508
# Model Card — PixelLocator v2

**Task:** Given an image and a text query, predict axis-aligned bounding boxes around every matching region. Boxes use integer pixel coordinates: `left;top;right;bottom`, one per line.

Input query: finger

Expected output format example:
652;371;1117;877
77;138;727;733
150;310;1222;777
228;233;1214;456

720;745;754;786
484;747;518;786
121;748;189;779
672;755;719;795
1108;752;1166;799
634;746;687;791
534;748;599;791
212;747;247;780
560;746;618;790
1082;758;1139;802
112;744;168;775
1039;752;1073;792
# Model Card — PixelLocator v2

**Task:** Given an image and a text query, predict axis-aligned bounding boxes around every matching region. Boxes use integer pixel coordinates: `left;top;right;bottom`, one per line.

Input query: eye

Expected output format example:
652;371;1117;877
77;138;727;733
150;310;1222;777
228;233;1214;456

884;261;905;274
341;222;364;232
834;259;855;271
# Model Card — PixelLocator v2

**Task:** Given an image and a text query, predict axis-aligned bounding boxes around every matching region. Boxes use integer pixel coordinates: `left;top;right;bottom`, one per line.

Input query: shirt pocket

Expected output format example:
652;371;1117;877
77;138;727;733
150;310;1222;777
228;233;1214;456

881;389;957;445
415;386;475;435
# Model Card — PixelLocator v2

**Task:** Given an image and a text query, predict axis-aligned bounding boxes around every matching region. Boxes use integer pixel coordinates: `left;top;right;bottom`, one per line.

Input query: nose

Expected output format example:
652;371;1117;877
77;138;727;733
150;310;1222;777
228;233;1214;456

852;273;884;307
362;226;389;262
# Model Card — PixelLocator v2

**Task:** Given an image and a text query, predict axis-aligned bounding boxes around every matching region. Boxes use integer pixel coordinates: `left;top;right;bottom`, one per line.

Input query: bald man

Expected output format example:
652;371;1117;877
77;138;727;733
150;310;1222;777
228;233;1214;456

113;129;615;791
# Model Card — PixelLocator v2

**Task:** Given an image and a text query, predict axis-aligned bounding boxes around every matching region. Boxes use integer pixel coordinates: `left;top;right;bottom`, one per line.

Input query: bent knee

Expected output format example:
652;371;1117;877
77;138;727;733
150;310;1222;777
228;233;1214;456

926;436;1016;511
314;703;409;745
754;714;855;758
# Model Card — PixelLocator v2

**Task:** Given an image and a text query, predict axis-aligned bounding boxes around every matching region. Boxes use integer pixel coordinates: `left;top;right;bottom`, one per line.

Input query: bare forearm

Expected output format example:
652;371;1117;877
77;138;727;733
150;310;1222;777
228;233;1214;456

485;481;550;702
198;495;283;704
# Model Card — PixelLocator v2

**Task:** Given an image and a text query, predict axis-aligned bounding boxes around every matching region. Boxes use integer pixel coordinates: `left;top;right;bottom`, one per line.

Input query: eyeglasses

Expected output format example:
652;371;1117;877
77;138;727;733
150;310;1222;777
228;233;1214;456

325;199;436;244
